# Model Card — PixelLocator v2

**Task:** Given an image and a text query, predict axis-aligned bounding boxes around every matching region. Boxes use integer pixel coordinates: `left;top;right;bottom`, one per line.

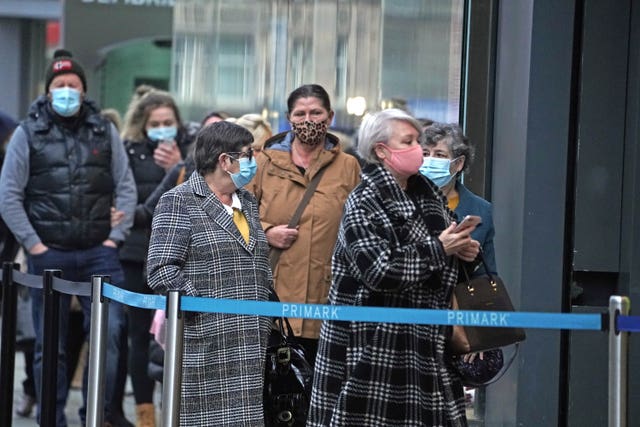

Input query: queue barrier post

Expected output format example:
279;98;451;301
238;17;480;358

162;290;184;427
41;269;62;427
86;275;109;427
608;296;630;427
0;262;18;427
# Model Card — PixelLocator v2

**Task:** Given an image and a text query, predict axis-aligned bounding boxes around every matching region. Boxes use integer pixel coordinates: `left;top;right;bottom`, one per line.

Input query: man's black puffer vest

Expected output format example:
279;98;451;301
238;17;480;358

22;96;113;250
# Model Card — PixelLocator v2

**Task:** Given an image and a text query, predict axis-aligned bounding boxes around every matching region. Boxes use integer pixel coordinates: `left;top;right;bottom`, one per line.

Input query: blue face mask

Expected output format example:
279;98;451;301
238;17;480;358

147;126;178;142
229;157;258;189
420;157;456;188
50;87;82;117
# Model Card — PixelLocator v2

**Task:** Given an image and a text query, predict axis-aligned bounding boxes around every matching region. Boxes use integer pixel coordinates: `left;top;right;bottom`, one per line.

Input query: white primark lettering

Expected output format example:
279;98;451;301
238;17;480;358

332;307;339;319
282;304;290;316
500;313;508;325
481;313;489;325
322;307;330;318
303;305;313;317
450;310;509;326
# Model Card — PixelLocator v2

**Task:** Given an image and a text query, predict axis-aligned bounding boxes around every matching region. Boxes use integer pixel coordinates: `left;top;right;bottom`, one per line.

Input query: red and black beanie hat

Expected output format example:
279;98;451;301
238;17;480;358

45;49;87;92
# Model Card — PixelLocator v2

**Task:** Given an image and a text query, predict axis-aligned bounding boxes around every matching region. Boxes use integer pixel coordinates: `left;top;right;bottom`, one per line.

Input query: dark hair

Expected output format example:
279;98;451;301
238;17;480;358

194;121;254;175
422;122;475;173
286;84;332;114
201;110;230;126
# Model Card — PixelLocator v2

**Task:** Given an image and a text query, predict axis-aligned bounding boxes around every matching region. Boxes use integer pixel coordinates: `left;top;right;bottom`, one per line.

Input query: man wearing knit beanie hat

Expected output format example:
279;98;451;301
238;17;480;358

0;47;137;426
43;49;89;118
45;49;87;92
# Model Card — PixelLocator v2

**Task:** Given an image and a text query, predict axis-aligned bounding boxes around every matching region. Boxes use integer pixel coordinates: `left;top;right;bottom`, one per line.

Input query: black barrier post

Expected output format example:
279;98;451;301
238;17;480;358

86;275;108;427
609;296;630;427
0;262;18;427
162;290;184;427
41;269;62;427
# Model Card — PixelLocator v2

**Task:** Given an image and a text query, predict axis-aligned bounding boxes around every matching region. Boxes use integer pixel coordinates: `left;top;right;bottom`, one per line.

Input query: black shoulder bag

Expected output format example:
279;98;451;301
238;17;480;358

264;290;314;426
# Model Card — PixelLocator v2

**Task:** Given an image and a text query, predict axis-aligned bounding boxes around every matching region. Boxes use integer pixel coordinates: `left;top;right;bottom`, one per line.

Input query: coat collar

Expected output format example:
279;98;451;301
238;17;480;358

187;172;256;250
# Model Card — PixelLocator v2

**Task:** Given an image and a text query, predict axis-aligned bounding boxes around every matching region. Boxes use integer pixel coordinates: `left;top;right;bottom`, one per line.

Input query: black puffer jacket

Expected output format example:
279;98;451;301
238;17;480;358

22;97;113;249
119;132;194;262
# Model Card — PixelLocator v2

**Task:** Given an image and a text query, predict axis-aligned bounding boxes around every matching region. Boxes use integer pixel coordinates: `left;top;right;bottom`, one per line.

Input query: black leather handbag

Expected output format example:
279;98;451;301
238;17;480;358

450;254;526;355
264;296;313;427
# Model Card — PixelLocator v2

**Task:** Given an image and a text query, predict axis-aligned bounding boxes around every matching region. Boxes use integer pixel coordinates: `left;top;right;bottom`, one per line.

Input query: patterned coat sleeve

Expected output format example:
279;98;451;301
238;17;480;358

338;188;448;293
147;188;197;296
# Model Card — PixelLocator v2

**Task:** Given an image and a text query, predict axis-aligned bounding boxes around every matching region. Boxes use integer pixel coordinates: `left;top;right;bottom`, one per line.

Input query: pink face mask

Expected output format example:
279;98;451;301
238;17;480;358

377;143;424;177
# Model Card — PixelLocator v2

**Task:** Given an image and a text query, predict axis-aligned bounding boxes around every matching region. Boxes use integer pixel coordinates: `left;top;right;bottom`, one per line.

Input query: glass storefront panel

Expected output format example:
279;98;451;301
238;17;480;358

172;0;463;133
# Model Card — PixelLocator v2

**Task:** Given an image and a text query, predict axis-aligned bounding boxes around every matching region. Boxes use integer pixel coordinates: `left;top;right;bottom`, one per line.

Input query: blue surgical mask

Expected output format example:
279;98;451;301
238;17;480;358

147;126;178;142
229;157;257;189
420;157;455;187
50;87;82;117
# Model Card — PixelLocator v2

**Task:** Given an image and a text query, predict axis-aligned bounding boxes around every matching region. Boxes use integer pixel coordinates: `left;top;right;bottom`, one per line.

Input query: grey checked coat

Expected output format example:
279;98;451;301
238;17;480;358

147;172;272;426
308;163;467;427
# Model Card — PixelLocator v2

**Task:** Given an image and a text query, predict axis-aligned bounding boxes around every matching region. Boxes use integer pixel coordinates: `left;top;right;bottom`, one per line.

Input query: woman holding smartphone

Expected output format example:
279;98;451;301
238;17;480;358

118;89;193;427
420;122;497;276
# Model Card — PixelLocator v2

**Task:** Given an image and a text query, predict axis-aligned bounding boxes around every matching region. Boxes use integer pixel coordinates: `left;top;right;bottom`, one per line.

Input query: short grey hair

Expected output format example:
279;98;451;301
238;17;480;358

422;122;475;173
356;109;423;164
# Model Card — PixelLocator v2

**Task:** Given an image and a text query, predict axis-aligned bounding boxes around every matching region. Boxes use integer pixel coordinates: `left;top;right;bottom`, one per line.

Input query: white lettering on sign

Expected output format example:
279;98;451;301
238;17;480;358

81;0;174;6
447;310;509;327
282;304;339;320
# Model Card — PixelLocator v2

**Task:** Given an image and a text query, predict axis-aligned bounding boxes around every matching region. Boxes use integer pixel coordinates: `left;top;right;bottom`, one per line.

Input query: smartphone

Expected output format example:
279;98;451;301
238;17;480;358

453;215;481;233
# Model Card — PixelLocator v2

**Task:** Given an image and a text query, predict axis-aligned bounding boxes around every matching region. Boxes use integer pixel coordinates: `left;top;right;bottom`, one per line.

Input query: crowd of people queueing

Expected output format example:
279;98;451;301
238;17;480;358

0;48;496;427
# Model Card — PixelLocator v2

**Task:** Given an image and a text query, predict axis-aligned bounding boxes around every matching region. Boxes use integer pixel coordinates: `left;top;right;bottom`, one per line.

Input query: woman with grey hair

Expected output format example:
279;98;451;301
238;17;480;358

420;122;496;276
308;108;479;426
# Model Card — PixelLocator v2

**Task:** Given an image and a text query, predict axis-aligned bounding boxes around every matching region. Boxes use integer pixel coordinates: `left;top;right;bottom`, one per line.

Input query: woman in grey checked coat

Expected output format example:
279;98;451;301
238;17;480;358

308;109;480;426
147;121;272;426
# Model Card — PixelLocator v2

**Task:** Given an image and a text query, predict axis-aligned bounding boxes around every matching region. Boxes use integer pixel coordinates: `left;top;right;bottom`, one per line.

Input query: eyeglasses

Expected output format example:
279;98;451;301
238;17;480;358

226;149;253;161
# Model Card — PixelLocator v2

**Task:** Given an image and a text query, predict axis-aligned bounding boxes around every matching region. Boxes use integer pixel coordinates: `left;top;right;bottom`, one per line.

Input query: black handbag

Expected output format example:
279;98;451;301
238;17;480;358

451;348;504;387
450;254;526;355
264;296;313;426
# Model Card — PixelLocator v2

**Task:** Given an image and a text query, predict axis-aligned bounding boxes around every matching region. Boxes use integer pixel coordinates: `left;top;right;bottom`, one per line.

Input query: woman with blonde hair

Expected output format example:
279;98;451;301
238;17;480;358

118;88;193;427
226;113;272;154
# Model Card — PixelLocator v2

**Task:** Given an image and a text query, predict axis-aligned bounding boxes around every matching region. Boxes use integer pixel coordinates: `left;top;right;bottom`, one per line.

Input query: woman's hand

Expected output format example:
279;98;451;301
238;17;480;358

266;225;299;249
438;223;474;256
456;239;480;262
153;141;182;171
110;207;125;227
463;351;484;363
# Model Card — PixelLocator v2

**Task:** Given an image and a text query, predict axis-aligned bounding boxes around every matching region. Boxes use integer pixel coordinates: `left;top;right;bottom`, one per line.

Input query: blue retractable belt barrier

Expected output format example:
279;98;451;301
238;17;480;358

103;284;165;310
617;315;640;332
103;283;603;331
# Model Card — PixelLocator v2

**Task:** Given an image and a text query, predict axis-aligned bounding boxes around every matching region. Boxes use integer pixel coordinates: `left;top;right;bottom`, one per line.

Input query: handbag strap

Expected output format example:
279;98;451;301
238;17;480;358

269;167;327;270
269;288;297;338
473;344;520;387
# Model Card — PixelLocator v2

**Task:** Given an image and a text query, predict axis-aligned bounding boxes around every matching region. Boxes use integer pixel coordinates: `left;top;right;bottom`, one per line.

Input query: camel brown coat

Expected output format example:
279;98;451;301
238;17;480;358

248;131;360;338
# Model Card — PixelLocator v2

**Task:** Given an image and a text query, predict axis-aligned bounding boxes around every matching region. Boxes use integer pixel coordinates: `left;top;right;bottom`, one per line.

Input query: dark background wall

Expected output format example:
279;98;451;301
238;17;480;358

464;0;640;424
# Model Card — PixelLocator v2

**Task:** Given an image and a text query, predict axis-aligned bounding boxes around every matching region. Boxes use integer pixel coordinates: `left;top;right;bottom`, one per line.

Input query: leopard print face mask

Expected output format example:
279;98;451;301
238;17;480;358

291;120;328;146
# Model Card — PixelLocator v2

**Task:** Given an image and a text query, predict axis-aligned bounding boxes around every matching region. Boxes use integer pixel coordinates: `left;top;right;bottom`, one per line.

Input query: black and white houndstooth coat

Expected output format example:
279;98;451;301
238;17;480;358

147;172;272;426
308;163;467;427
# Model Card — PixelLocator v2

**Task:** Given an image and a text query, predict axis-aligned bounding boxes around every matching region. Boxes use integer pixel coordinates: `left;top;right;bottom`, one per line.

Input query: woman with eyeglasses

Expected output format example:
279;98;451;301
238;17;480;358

247;84;361;369
147;121;272;425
